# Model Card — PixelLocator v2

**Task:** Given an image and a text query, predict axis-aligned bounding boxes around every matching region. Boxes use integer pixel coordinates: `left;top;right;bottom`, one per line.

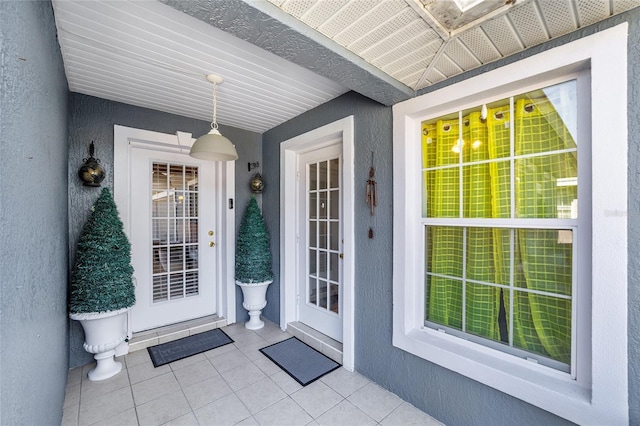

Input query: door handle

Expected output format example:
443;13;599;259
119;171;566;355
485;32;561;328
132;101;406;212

209;241;215;247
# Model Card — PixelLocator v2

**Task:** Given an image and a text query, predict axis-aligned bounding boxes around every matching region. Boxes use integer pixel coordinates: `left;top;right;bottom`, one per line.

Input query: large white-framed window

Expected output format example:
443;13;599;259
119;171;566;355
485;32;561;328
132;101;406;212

422;76;587;375
392;24;627;425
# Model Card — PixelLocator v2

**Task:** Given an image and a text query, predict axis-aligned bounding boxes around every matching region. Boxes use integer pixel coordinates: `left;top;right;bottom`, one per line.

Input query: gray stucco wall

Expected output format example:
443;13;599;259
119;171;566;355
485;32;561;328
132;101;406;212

261;91;393;326
0;1;69;424
263;9;640;425
68;93;261;368
626;9;640;425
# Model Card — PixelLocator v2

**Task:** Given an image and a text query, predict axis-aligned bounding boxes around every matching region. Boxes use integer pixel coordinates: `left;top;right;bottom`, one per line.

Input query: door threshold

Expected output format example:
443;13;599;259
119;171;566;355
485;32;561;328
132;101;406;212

129;315;227;352
286;321;343;364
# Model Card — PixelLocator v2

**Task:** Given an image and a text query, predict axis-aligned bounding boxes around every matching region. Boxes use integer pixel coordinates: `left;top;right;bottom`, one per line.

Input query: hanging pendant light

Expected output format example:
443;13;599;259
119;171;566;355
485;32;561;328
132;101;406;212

190;74;239;161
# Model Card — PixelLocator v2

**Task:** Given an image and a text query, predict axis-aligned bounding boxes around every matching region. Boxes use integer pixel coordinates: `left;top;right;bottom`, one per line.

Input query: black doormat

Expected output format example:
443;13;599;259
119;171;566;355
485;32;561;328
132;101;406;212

259;337;340;386
147;328;234;367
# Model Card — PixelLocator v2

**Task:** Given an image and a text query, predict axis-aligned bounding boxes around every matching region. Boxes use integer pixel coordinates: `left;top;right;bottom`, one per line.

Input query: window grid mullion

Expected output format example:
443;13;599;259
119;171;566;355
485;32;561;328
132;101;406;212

421;147;578;173
509;96;515;219
459;111;466;333
462;227;467;333
508;97;516;349
508;228;515;348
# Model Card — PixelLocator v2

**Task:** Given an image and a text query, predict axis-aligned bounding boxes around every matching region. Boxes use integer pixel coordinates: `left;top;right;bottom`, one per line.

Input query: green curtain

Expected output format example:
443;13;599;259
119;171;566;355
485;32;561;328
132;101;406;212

427;118;463;330
511;98;574;363
425;98;575;364
463;112;500;341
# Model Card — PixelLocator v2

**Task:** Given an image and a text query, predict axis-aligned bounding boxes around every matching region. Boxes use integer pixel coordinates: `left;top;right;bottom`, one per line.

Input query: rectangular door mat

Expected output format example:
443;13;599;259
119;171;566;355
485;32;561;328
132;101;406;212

147;328;233;367
259;337;340;386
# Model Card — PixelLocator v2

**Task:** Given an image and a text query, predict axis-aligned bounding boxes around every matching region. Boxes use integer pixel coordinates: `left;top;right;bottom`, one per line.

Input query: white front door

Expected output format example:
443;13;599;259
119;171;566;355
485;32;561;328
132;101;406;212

298;144;343;342
128;147;218;331
115;125;236;335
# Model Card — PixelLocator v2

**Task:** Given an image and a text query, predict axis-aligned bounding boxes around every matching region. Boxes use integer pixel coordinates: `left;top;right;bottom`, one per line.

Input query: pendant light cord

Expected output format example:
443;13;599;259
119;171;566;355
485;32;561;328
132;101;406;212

211;82;218;130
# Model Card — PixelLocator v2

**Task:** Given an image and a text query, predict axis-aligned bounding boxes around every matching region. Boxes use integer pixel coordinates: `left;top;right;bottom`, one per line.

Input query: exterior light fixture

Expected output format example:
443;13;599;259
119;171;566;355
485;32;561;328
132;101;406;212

248;161;264;193
189;74;239;161
78;141;106;187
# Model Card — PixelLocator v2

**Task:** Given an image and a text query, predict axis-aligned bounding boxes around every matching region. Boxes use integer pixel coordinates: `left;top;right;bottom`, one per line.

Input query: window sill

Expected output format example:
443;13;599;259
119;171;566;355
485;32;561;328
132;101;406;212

394;326;598;423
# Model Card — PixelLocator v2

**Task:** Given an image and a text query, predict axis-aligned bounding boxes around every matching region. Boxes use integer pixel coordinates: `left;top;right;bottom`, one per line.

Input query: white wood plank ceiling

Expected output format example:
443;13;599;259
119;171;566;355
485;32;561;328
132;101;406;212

52;0;348;133
52;0;639;133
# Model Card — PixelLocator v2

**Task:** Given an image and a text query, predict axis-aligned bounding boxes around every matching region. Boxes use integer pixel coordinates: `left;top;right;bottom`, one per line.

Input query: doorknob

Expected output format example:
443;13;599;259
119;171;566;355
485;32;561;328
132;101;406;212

339;253;344;259
209;241;215;247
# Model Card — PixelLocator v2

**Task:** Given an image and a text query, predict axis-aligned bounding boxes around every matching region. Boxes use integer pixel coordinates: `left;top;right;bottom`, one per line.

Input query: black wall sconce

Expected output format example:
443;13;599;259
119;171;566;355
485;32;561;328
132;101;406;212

78;141;106;187
248;161;264;194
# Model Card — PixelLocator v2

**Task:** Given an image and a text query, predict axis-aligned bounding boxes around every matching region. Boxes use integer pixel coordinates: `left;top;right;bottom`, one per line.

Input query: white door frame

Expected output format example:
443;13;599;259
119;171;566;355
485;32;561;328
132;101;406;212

280;116;355;371
114;125;236;337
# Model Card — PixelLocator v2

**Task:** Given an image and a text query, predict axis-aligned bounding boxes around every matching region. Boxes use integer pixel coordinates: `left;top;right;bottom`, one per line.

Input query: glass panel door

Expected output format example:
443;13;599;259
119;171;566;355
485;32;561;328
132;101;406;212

299;144;343;342
307;158;341;314
129;148;216;332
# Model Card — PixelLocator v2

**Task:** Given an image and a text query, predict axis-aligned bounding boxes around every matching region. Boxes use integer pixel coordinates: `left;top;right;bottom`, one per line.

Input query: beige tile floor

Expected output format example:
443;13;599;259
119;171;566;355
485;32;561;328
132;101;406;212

62;320;443;426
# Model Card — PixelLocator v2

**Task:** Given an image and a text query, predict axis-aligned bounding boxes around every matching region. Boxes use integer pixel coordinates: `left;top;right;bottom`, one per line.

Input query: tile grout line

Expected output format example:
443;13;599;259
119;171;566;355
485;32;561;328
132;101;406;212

68;321;440;426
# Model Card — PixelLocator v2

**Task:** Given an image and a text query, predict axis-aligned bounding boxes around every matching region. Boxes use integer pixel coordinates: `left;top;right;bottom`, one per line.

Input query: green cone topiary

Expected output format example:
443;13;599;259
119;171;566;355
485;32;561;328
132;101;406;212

235;197;274;284
70;187;135;314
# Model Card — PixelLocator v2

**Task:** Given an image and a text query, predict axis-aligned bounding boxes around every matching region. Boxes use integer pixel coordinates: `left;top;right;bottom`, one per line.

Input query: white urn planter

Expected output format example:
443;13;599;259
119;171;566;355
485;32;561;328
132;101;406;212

237;280;272;330
70;307;130;381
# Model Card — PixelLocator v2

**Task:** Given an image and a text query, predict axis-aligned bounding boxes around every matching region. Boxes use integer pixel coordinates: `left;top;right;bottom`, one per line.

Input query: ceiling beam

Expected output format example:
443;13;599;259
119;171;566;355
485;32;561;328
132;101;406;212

159;0;415;106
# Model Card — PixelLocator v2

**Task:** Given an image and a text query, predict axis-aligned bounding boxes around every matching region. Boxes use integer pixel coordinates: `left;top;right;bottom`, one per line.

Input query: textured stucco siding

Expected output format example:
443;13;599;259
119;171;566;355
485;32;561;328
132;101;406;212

263;92;570;426
67;93;262;368
261;92;393;326
0;1;69;424
626;8;640;425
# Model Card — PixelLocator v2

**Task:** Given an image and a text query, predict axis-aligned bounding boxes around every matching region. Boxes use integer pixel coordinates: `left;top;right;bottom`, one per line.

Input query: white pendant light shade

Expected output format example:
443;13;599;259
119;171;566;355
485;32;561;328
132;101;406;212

190;128;239;161
190;74;239;161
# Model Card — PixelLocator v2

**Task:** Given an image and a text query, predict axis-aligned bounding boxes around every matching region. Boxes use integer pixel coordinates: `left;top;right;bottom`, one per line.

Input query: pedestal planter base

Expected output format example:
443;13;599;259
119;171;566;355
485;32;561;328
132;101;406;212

237;281;272;330
70;308;130;381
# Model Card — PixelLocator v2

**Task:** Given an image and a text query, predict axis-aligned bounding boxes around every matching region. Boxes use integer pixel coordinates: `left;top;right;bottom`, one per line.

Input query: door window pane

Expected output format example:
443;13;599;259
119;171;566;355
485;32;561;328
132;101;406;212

309;221;317;248
329;190;339;219
308;249;317;275
309;163;317;190
153;275;168;302
169;164;184;189
329;159;339;189
329;222;339;251
151;162;200;302
319;221;327;249
185;271;199;296
169;246;184;272
330;253;339;282
319;161;328;189
329;284;339;314
319;252;327;279
169;273;184;299
309;193;317;219
308;278;317;305
319;280;327;309
305;156;341;319
319;192;328;219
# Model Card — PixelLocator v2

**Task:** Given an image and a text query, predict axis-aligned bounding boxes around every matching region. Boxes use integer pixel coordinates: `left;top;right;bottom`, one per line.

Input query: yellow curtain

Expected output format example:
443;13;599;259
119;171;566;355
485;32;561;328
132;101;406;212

426;98;575;364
